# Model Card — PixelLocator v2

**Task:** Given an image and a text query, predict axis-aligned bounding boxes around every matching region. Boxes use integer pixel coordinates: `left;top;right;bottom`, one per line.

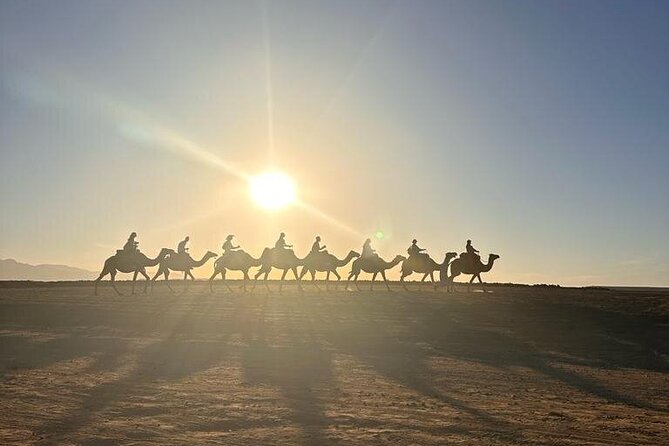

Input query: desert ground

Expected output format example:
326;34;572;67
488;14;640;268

1;281;668;445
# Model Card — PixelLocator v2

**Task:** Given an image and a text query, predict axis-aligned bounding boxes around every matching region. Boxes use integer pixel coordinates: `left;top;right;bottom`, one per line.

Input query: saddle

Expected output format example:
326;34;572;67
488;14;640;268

459;252;481;268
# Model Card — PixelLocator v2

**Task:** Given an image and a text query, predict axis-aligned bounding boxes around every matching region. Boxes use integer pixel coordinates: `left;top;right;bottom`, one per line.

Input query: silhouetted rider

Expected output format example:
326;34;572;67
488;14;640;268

177;236;190;254
311;236;326;254
275;232;293;251
222;234;239;254
408;239;426;257
123;232;139;252
361;238;376;259
466;239;480;262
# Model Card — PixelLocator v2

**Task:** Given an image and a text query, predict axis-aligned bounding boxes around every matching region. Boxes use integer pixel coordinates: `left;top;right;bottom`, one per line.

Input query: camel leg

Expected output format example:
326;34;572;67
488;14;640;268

477;274;487;293
293;267;303;291
325;271;330;291
94;266;111;296
467;275;476;292
208;269;218;293
298;266;308;280
140;269;151;293
331;270;341;292
279;269;289;292
371;272;378;290
448;272;459;293
310;270;321;291
419;273;431;291
223;270;234;293
400;270;410;290
109;270;122;296
252;268;269;292
263;271;271;292
131;271;139;295
163;270;174;292
150;269;159;292
382;271;391;291
242;271;250;292
429;271;437;291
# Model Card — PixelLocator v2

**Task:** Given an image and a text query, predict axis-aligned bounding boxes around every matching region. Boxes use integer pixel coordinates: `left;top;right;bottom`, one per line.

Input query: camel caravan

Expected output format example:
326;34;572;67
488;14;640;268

94;232;500;295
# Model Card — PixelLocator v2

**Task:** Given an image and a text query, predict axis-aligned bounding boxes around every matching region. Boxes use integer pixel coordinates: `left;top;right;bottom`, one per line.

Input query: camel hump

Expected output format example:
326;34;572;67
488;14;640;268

459;252;482;268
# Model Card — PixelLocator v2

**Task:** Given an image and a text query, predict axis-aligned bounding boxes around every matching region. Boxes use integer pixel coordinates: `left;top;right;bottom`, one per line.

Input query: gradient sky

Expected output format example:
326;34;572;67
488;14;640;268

1;0;668;286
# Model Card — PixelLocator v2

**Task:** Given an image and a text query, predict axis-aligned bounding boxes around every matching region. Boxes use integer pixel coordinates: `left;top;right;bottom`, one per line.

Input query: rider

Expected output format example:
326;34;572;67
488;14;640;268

222;234;240;255
466;239;480;262
408;239;426;257
275;232;293;251
361;238;376;259
311;236;326;254
177;236;190;254
123;232;139;252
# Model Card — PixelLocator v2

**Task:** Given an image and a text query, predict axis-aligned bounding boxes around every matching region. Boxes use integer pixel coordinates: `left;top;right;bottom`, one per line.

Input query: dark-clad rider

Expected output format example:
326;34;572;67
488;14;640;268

275;232;293;251
222;234;240;254
123;232;138;252
311;236;326;254
466;239;480;262
361;238;376;258
408;239;426;257
177;236;190;254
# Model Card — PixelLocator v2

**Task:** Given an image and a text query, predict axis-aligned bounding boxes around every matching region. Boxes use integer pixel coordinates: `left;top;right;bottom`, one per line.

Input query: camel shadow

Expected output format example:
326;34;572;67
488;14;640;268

414;297;669;411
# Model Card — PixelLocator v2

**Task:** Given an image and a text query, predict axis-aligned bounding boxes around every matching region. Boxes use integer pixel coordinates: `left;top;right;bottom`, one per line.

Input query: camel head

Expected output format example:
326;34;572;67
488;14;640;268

489;253;500;262
391;255;407;265
348;250;361;259
159;248;175;257
204;251;218;259
444;251;458;261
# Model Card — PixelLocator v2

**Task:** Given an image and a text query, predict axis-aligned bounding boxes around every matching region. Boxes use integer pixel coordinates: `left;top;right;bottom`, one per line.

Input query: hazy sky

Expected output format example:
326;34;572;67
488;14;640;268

1;0;668;286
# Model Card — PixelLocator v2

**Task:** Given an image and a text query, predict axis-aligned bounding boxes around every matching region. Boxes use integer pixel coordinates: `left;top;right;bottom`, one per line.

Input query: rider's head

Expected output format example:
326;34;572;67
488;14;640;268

280;232;285;238
130;232;137;238
365;238;371;244
226;234;234;240
412;239;417;244
185;236;190;241
467;239;472;244
315;236;321;241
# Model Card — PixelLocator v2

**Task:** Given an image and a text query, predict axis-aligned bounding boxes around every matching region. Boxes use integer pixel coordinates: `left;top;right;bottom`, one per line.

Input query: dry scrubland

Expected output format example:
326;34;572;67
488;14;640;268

1;282;668;445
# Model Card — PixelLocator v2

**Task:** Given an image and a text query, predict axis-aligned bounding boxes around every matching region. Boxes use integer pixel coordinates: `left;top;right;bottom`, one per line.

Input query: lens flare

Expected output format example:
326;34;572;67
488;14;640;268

249;171;297;211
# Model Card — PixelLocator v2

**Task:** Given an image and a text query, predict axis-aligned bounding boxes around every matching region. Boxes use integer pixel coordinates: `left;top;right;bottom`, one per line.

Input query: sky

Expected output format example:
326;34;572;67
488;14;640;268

1;0;668;286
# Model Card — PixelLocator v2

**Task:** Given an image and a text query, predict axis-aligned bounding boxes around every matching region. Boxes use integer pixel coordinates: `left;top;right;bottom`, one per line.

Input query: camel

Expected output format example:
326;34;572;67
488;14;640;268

208;250;262;292
346;254;406;291
252;248;306;292
298;250;360;289
447;253;500;292
400;252;457;289
151;251;218;291
94;248;174;296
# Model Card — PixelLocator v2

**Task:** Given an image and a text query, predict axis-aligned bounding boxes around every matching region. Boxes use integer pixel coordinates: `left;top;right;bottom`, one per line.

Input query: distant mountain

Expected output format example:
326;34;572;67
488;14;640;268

0;258;97;281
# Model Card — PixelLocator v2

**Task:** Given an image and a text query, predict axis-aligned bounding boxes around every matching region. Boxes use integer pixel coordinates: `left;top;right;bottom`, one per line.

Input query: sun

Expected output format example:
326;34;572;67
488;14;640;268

249;171;297;211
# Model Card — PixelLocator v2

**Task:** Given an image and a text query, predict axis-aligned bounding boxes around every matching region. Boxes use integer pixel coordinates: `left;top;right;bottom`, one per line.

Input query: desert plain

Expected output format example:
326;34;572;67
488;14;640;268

1;282;668;445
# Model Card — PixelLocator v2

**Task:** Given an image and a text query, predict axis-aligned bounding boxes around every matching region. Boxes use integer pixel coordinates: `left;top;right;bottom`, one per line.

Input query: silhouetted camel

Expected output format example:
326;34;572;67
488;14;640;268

346;254;406;291
253;247;306;292
151;251;218;291
208;250;262;292
448;253;500;292
299;250;360;289
400;252;457;289
94;248;174;295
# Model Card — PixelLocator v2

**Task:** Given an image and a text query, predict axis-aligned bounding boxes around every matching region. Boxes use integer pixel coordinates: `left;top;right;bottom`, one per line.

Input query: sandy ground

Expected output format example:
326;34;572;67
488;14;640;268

0;281;668;445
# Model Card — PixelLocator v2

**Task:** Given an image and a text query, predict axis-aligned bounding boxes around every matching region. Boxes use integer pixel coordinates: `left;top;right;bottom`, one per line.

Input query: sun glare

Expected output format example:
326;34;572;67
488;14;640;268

249;171;297;211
